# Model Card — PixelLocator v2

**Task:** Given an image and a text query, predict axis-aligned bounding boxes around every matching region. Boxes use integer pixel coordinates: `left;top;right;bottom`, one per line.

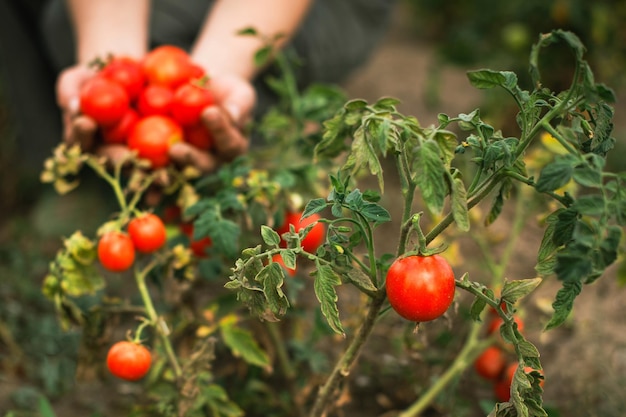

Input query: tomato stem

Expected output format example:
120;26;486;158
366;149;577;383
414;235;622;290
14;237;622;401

134;264;183;381
398;320;492;417
308;292;386;417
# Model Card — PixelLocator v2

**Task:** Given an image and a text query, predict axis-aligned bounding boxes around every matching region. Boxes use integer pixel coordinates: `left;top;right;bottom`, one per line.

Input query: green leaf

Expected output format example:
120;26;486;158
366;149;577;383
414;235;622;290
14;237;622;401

279;249;297;270
485;178;513;226
450;171;470;231
572;165;602;188
200;383;245;417
344;125;385;192
469;297;487;321
303;198;328;219
254;45;273;68
220;321;271;369
535;155;576;192
414;140;447;213
344;268;377;292
571;195;605;216
38;396;57;417
261;225;281;246
313;263;344;335
501;278;542;304
374;96;401;111
360;202;391;224
545;280;582;330
256;263;289;316
467;69;518;91
517;339;540;359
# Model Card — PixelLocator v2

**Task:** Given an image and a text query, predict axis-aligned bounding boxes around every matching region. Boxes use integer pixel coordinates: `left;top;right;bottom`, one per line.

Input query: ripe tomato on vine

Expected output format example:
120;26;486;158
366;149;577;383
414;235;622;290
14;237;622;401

106;341;152;381
97;231;136;272
385;254;456;322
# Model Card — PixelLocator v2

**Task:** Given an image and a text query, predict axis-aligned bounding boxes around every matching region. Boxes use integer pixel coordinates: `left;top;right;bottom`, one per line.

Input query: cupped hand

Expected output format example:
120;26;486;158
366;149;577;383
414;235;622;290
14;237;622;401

169;73;256;172
56;64;134;163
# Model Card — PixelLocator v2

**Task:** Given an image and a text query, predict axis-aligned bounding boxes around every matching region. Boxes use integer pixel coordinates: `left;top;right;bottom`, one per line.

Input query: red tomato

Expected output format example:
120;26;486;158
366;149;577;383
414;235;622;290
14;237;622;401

101;108;139;144
385;254;456;322
137;84;174;117
180;223;212;258
272;253;296;276
275;211;325;253
171;82;215;126
128;115;182;168
183;122;214;150
189;63;207;79
106;341;151;381
474;346;506;380
128;213;167;253
100;56;145;101
142;45;194;89
98;231;135;272
79;76;130;126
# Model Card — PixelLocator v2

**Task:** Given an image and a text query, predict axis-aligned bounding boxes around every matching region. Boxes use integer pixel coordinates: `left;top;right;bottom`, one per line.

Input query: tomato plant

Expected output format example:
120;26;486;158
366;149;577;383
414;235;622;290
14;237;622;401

106;341;152;381
127;115;183;168
39;30;625;417
128;213;167;253
97;231;135;272
385;254;456;322
79;76;130;126
171;82;215;126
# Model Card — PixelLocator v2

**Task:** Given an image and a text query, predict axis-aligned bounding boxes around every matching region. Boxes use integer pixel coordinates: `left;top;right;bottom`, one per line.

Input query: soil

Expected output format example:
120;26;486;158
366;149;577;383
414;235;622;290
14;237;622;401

2;2;626;417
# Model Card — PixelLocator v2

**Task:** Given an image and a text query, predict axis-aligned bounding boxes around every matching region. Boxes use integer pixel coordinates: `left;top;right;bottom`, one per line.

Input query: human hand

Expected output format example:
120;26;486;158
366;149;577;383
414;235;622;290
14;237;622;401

56;64;133;163
169;73;256;172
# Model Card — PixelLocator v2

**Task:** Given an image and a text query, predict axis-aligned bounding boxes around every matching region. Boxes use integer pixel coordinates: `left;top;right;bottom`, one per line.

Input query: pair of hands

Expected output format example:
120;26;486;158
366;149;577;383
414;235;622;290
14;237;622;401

56;64;256;173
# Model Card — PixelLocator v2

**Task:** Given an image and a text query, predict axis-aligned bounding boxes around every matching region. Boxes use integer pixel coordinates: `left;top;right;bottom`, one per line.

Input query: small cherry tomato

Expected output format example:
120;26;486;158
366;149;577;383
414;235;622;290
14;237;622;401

275;211;326;253
474;346;506;380
128;115;183;168
385;254;456;322
79;76;130;126
171;82;215;126
142;45;194;89
97;231;135;272
106;341;152;381
493;362;516;402
101;108;139;144
100;56;145;101
128;213;167;253
183;122;214;151
137;84;174;117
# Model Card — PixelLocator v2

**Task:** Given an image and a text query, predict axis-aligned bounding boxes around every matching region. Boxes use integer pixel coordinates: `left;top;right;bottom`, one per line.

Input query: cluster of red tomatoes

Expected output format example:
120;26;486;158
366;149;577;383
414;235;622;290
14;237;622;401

385;254;456;323
97;213;167;272
79;45;215;168
473;310;544;402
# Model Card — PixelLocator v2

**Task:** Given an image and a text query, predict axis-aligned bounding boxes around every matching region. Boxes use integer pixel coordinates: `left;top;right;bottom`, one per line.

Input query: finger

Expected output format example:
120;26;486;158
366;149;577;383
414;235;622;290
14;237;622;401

96;144;134;166
201;106;249;161
169;141;219;173
66;115;98;149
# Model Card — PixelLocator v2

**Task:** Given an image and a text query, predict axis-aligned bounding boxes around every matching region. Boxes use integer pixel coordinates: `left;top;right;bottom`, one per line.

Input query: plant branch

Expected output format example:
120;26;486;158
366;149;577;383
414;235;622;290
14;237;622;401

308;292;386;417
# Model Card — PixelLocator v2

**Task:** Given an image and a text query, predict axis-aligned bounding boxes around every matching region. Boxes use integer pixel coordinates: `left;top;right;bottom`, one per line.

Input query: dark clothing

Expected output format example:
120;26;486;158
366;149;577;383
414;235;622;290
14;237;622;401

0;0;397;171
